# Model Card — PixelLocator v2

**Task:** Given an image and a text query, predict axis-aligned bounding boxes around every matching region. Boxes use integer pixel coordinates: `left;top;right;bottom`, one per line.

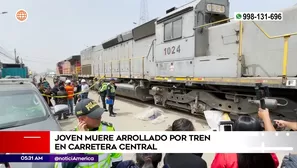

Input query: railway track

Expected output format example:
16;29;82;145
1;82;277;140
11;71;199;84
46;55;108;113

91;90;208;124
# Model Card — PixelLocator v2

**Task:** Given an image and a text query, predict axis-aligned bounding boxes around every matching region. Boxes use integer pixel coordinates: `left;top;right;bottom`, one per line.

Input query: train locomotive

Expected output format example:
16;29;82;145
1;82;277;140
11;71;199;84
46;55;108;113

76;0;297;121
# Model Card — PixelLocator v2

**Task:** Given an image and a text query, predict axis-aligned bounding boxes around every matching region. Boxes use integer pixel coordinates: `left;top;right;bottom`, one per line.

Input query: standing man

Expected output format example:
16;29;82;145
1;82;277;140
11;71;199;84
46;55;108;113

38;84;49;105
80;79;89;99
106;78;117;117
54;98;123;168
44;87;53;107
43;78;50;89
56;85;69;120
51;81;59;105
73;81;81;105
98;80;108;111
65;79;74;115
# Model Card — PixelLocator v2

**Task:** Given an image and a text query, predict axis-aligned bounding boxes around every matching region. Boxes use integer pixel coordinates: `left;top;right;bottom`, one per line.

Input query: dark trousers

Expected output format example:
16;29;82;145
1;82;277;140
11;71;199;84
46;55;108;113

108;97;115;115
74;94;79;105
81;92;88;99
44;96;53;107
54;98;58;105
100;95;106;109
57;110;68;120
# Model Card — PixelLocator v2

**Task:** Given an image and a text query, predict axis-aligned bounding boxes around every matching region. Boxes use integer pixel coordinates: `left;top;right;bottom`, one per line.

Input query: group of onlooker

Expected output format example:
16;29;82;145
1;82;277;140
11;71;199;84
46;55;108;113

37;77;90;120
37;77;53;107
35;77;297;168
116;109;297;168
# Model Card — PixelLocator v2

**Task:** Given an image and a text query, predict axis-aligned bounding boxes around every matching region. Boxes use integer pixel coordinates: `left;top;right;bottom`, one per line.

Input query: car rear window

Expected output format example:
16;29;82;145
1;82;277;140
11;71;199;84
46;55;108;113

0;90;48;129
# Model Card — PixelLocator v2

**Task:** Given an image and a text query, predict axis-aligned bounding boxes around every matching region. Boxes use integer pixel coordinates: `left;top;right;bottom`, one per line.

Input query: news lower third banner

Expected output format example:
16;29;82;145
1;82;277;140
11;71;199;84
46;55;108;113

0;154;98;162
0;131;296;153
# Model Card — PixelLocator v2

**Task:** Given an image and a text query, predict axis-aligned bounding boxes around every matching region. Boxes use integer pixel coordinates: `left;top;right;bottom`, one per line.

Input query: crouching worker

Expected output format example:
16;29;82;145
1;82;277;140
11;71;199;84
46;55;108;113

54;98;123;168
116;153;162;168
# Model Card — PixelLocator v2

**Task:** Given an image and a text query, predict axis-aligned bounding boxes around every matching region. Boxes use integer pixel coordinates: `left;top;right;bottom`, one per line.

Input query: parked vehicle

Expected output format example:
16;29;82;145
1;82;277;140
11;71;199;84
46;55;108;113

0;63;28;78
0;78;65;168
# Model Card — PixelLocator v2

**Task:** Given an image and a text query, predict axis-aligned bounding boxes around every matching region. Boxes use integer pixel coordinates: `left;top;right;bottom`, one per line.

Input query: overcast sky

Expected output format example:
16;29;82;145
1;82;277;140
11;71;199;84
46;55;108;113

0;0;296;72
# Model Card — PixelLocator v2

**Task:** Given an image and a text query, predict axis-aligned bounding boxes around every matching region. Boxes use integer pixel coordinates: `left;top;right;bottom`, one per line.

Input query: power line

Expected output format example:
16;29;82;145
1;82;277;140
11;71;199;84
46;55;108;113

21;57;57;64
0;47;14;60
0;51;14;60
22;55;59;61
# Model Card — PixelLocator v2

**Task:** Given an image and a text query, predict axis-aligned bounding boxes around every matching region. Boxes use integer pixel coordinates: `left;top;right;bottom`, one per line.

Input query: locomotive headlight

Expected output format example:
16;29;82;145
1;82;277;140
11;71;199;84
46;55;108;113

206;4;225;13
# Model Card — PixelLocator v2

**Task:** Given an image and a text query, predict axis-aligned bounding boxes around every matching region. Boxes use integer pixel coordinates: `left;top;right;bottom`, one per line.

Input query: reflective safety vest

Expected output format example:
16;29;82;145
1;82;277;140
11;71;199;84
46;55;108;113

108;84;115;93
65;85;74;99
54;122;123;168
99;83;108;92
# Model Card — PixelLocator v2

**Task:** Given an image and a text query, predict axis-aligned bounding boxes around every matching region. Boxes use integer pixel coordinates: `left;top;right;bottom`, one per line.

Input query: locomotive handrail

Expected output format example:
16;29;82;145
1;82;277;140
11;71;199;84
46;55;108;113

196;17;297;84
251;21;297;84
251;21;297;39
194;17;233;29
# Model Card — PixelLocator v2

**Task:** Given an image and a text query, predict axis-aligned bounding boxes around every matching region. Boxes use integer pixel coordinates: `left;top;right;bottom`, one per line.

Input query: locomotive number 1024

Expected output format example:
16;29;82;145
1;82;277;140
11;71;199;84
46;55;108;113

164;45;181;55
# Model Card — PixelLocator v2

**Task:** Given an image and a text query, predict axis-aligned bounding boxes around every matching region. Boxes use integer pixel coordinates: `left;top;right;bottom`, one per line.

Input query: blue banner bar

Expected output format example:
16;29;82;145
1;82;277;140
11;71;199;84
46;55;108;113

0;154;98;162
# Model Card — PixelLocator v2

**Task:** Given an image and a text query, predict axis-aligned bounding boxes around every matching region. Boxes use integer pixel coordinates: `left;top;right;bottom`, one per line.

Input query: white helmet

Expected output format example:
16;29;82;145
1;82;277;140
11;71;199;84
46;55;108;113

81;79;86;83
65;80;71;84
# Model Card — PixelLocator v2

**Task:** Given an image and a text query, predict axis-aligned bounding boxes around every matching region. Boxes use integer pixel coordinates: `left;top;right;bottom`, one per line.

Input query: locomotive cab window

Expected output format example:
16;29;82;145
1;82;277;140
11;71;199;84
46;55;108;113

164;18;182;41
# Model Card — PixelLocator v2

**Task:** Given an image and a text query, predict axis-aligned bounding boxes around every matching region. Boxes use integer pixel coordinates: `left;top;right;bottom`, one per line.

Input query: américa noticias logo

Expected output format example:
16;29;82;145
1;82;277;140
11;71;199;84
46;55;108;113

15;9;28;22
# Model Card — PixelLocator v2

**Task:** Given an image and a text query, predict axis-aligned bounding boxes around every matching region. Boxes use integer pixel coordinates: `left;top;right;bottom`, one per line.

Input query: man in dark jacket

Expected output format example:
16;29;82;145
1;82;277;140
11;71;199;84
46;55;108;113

38;84;53;107
74;81;81;105
56;86;68;120
51;81;59;104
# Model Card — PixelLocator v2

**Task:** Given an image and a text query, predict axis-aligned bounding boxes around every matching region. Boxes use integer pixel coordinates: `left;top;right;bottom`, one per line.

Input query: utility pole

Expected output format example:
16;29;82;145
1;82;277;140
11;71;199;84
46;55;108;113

139;0;149;25
14;48;17;63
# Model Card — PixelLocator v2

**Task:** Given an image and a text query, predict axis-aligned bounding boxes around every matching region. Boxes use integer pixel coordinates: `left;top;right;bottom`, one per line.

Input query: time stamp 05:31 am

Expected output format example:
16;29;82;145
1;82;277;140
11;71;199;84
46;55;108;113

234;12;283;21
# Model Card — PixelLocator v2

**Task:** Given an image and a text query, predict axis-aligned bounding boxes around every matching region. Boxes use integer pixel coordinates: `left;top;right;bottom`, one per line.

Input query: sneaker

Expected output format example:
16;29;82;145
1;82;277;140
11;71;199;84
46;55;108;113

109;114;116;117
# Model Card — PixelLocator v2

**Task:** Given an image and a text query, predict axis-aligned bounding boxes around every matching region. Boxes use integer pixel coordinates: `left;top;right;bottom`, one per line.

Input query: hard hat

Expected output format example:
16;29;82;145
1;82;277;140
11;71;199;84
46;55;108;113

65;80;71;84
81;79;86;82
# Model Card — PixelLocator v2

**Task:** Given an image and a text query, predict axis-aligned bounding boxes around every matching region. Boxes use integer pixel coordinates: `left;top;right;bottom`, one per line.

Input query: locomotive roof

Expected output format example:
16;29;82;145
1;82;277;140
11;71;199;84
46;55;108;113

93;45;103;51
157;0;199;23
